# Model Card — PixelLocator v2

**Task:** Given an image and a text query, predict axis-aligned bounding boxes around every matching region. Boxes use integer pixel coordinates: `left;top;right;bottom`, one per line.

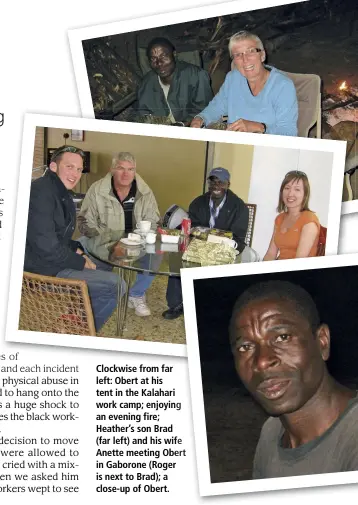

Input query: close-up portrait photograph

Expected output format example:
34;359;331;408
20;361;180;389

182;255;358;495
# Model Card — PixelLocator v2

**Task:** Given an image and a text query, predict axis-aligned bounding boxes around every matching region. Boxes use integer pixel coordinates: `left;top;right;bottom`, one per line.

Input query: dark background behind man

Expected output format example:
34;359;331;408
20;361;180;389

193;265;358;482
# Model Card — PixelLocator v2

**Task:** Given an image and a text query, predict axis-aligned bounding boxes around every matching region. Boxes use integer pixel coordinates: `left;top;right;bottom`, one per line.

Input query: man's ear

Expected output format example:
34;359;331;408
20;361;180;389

261;50;266;63
49;161;58;173
316;324;330;361
227;181;231;189
173;51;177;59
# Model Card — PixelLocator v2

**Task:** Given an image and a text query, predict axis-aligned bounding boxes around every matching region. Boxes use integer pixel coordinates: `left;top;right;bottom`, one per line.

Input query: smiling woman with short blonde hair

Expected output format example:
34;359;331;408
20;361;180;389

191;31;298;136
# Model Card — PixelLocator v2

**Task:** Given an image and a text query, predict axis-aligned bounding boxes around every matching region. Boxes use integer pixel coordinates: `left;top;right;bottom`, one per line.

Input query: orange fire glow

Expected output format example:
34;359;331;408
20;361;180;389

339;81;348;91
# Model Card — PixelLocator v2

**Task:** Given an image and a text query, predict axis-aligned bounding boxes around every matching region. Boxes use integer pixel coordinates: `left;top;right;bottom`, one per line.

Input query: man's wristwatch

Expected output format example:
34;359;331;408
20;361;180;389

261;123;267;134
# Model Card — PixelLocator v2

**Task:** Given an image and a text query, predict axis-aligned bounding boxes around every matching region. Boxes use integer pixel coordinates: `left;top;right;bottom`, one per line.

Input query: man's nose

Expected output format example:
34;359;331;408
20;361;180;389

254;344;280;372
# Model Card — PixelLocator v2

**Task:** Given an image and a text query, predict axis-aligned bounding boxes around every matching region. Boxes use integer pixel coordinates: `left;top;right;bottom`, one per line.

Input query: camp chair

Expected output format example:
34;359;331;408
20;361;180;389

343;130;358;201
229;62;322;138
344;158;358;201
316;226;327;257
19;272;96;336
282;72;322;138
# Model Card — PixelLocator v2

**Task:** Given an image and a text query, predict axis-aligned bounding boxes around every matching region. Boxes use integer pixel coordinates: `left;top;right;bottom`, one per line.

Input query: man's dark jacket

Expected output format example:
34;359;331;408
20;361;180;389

24;170;85;276
189;189;249;252
136;61;213;123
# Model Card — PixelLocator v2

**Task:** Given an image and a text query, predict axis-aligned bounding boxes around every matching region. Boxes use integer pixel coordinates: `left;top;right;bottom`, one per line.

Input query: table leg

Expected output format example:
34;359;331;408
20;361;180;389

116;267;131;336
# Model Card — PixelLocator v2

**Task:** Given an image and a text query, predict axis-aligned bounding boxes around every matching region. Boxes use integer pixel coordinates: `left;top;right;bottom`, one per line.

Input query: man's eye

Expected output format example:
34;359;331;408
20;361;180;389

275;334;291;343
237;343;253;353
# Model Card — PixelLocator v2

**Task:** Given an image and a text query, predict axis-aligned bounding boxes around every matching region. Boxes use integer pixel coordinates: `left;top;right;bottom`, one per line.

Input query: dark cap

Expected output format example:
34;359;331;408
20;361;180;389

208;167;230;182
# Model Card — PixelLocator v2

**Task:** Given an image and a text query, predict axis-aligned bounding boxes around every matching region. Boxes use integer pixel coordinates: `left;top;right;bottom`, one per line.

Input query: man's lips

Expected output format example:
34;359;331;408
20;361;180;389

256;378;291;400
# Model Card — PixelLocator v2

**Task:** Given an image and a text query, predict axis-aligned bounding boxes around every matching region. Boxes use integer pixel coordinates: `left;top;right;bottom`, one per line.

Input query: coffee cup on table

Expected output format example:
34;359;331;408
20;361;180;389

207;234;238;249
224;238;238;249
146;232;156;244
138;220;151;233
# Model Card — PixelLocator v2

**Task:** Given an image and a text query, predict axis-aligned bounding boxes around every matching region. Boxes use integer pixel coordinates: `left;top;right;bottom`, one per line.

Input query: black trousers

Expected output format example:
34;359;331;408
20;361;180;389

166;276;183;309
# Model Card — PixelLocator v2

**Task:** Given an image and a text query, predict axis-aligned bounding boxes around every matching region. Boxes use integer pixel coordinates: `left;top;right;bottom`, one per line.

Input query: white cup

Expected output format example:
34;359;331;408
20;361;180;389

146;232;156;244
207;234;238;249
138;220;151;233
222;237;238;249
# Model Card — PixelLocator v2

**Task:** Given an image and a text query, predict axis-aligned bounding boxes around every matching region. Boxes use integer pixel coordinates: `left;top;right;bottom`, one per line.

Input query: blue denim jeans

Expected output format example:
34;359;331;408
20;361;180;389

56;266;124;332
128;255;156;298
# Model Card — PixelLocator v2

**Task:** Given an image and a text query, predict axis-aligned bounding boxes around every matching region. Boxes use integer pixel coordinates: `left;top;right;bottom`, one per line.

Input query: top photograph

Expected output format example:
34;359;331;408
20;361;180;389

69;0;358;201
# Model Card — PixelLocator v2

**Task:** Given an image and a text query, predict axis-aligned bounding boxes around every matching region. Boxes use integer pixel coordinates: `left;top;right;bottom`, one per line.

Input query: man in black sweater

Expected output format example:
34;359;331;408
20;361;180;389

163;167;249;319
24;145;121;332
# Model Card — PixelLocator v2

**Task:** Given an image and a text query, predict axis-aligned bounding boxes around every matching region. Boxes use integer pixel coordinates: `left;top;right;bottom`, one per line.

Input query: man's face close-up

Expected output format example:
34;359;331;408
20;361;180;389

231;297;329;417
149;44;176;79
112;160;136;188
50;152;83;190
208;176;229;200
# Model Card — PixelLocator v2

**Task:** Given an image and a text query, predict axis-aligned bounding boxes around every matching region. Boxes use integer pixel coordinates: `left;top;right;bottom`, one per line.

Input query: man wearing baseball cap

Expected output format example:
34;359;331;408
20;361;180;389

163;167;249;319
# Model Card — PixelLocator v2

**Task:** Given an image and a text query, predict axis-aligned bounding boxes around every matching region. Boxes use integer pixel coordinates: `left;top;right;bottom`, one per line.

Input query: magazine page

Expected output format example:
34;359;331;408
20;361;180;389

1;0;358;504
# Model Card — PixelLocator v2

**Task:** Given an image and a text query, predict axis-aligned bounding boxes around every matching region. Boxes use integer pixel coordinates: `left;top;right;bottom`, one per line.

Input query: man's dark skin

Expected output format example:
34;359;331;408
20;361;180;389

149;44;176;85
208;176;229;207
231;296;355;449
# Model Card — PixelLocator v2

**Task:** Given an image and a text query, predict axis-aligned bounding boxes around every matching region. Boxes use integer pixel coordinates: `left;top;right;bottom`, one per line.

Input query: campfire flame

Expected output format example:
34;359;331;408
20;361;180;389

339;81;348;91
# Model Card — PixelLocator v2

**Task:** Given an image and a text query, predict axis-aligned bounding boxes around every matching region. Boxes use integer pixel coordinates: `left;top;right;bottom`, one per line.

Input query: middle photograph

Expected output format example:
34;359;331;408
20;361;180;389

9;116;345;357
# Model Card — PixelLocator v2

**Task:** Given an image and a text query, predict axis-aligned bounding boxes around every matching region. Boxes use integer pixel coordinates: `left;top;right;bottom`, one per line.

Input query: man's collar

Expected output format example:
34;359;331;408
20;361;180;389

46;169;70;194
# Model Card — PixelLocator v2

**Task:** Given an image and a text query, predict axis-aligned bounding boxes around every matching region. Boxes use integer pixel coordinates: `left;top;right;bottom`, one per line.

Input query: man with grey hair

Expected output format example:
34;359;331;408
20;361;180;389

191;30;298;136
78;152;160;316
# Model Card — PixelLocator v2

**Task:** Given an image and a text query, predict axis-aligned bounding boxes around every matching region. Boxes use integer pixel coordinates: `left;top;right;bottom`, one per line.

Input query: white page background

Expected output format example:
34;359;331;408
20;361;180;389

0;1;358;503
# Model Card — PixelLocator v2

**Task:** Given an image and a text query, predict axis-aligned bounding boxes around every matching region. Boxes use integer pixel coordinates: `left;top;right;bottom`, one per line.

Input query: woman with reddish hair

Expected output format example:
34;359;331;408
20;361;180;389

264;171;320;260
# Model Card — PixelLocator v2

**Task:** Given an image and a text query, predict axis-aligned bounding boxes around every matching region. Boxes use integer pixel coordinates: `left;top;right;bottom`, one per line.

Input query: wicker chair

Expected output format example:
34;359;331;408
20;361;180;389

245;204;257;247
19;272;96;336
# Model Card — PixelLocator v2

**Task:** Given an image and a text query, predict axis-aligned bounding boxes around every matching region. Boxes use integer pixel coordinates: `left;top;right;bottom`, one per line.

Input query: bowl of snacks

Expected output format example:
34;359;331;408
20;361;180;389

157;227;181;243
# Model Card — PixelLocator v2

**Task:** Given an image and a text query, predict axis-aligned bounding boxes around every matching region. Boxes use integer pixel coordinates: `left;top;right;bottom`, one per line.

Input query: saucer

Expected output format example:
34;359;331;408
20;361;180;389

120;237;145;247
133;228;155;237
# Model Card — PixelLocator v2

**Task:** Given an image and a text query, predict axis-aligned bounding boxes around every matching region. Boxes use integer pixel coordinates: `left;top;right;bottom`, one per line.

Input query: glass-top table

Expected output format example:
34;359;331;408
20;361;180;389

85;230;260;335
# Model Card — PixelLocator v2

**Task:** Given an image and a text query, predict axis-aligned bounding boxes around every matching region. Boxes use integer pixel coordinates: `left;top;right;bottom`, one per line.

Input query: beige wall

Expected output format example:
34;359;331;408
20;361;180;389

212;142;254;202
47;128;207;215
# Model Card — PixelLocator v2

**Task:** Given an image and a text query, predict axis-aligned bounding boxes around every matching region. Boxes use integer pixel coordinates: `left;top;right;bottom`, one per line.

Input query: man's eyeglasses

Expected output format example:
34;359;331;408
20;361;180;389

285;170;307;178
50;145;85;163
232;48;262;60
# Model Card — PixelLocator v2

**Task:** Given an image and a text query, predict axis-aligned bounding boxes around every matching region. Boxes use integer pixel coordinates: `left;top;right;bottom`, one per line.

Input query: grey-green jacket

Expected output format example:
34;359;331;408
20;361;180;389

78;172;160;237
